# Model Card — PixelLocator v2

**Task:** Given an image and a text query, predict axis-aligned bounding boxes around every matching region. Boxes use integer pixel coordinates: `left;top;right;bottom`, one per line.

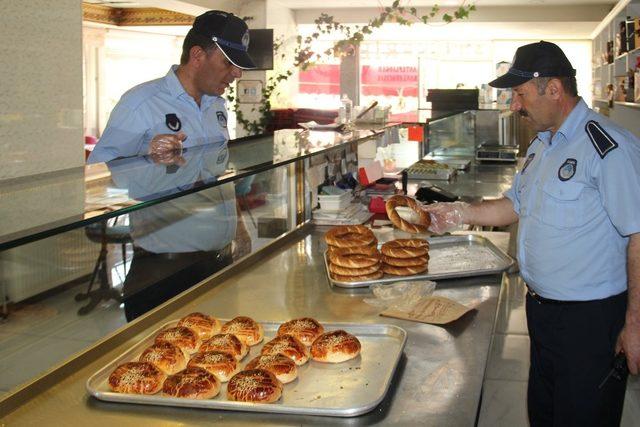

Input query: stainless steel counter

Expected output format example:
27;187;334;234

1;227;510;426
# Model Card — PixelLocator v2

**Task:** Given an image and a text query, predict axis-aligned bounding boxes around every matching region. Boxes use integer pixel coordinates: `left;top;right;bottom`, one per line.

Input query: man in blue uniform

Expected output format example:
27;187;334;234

88;9;255;163
425;41;640;426
86;10;255;320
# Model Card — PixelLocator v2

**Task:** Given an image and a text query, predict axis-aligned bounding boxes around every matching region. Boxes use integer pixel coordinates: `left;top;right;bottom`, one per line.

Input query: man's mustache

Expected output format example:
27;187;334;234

518;109;528;117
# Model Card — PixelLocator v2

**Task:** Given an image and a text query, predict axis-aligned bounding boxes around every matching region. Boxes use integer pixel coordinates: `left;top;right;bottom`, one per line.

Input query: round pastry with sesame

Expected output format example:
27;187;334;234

154;326;200;354
188;351;239;382
108;361;166;394
227;369;283;403
261;334;310;365
311;330;361;363
162;366;221;399
177;312;221;340
245;354;298;384
199;333;248;361
221;316;264;346
138;341;188;375
276;317;325;347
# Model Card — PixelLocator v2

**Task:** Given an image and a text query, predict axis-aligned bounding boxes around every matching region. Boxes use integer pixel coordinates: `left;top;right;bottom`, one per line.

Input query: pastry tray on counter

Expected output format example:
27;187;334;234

87;320;406;417
325;234;514;289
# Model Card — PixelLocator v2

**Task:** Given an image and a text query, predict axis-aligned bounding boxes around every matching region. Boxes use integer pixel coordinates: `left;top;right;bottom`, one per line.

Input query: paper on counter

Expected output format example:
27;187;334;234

380;295;474;325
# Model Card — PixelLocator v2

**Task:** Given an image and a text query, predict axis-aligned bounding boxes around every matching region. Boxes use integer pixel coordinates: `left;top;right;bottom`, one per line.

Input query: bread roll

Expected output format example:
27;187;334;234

177;312;221;340
245;354;298;384
188;351;239;382
139;341;188;375
227;369;283;403
199;333;248;360
311;330;361;363
108;361;166;394
162;366;220;399
261;334;310;366
155;326;200;354
221;316;264;346
277;318;325;347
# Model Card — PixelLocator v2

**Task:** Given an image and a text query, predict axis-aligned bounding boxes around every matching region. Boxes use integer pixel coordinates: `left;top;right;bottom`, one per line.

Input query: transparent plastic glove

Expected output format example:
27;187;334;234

148;132;186;155
422;201;471;235
363;281;436;312
148;132;187;165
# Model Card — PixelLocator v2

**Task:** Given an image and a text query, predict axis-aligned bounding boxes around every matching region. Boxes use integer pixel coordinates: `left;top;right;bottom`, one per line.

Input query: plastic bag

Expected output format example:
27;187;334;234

363;280;436;312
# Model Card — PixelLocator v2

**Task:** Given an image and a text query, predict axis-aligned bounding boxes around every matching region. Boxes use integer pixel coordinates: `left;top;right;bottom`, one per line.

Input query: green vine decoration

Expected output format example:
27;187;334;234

228;0;475;134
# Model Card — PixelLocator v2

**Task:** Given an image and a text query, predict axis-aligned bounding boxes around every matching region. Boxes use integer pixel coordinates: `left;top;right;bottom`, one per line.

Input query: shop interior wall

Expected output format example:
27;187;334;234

1;0;84;181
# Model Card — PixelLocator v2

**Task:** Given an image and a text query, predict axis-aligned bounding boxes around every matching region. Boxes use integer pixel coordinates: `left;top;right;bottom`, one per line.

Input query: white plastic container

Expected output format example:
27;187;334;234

318;191;352;211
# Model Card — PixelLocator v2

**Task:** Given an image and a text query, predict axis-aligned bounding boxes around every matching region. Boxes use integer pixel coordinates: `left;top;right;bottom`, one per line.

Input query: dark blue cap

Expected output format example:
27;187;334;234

489;41;575;88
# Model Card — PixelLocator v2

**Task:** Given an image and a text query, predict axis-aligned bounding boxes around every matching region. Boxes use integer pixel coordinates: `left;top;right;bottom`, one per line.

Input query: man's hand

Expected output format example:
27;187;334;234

616;321;640;374
421;201;470;234
148;132;186;165
618;232;640;374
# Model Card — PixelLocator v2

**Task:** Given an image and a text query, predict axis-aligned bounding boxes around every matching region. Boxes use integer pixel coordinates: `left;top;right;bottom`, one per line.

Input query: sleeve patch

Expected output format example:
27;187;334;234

585;120;618;159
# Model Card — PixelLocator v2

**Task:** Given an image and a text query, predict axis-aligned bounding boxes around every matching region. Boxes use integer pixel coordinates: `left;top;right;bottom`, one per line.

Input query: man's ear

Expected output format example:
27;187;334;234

547;78;562;99
189;45;205;65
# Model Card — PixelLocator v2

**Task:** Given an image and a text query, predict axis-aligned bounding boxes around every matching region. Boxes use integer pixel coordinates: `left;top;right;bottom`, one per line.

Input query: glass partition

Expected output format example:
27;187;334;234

0;124;393;395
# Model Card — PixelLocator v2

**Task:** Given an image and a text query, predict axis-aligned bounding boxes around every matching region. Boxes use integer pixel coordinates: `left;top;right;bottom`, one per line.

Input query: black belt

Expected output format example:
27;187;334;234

526;286;588;305
134;245;231;261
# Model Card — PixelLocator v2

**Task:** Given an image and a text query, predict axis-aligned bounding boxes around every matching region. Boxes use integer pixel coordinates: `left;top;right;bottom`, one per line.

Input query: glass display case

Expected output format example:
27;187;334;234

0;125;390;394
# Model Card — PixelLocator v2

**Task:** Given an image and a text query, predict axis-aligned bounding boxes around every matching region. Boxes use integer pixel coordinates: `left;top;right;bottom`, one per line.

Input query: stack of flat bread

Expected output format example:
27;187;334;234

325;225;383;282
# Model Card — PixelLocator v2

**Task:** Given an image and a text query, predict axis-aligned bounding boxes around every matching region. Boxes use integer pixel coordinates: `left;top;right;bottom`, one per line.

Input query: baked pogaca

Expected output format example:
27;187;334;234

227;369;283;403
221;316;264;346
311;330;361;363
108;361;166;394
162;366;221;399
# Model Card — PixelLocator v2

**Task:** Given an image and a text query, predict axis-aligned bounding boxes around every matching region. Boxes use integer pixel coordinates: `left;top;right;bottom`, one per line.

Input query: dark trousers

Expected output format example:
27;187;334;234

526;291;628;427
123;246;232;321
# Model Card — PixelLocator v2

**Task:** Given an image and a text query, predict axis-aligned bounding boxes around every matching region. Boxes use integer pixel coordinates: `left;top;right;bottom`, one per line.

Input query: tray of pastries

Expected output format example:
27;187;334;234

323;212;513;288
87;314;406;417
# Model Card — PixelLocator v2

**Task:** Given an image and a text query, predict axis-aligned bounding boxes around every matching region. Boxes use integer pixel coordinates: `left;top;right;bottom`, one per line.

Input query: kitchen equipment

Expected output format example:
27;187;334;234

475;141;519;162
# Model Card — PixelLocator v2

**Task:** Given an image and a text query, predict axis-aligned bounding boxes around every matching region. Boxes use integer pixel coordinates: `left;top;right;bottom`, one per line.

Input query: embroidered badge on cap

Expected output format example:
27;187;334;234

558;158;577;181
585;120;618;159
521;153;535;173
242;30;250;49
217;111;227;128
165;113;181;132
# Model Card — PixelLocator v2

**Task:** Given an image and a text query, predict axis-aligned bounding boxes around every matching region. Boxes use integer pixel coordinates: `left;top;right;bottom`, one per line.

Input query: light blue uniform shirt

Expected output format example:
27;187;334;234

108;143;236;254
88;65;229;163
505;99;640;300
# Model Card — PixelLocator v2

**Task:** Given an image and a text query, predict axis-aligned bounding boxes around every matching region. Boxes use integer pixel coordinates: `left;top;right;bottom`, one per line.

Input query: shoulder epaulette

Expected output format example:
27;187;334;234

585;120;618;159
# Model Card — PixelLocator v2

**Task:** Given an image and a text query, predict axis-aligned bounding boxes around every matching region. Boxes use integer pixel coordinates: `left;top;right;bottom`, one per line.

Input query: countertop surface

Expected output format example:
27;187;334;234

1;228;510;426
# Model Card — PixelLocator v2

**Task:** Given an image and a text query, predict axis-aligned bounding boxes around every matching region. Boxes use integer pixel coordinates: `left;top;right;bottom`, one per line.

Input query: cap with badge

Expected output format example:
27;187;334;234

191;10;256;70
489;41;575;88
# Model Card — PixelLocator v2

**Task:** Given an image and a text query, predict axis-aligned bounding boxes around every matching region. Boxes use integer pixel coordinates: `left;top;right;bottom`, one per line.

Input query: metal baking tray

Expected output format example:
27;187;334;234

325;234;514;288
87;320;406;417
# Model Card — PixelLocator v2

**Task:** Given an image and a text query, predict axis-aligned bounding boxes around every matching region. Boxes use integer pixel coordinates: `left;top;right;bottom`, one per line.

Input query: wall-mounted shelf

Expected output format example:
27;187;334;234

591;0;640;136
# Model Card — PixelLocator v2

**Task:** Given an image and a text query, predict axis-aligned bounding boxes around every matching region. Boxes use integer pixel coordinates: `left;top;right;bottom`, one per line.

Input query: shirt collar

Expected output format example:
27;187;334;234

165;65;186;99
164;65;224;109
536;97;588;146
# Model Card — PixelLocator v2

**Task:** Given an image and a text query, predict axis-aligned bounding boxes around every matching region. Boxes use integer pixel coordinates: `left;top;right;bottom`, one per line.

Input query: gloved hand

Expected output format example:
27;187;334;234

148;132;186;155
422;201;471;235
148;132;187;165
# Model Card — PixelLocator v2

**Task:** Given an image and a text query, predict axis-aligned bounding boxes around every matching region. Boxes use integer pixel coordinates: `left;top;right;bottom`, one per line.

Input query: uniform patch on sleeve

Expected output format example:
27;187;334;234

585;120;618;159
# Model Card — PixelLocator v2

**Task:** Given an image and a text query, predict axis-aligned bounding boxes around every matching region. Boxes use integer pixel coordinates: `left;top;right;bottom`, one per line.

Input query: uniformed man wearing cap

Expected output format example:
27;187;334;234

424;41;640;426
86;11;256;320
88;10;256;163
